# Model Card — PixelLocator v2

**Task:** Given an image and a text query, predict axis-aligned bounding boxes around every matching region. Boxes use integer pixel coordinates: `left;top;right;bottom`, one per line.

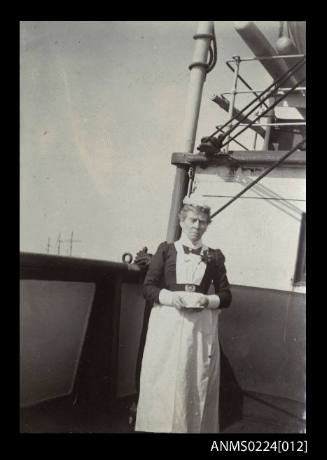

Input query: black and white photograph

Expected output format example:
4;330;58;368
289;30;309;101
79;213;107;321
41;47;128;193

20;20;306;443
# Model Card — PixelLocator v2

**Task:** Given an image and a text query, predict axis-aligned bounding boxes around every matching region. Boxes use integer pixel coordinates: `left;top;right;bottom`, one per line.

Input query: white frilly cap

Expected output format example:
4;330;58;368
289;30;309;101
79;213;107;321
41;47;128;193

182;194;211;211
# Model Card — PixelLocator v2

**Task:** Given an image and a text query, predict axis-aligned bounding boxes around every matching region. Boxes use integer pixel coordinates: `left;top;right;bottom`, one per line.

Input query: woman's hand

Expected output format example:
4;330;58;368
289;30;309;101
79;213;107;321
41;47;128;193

178;292;208;310
198;294;209;308
171;292;188;309
189;292;209;311
159;290;204;310
187;294;208;312
160;290;211;311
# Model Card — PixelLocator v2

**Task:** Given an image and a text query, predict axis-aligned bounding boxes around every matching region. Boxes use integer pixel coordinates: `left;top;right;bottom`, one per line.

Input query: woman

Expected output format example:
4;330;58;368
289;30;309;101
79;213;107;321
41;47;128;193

135;195;232;433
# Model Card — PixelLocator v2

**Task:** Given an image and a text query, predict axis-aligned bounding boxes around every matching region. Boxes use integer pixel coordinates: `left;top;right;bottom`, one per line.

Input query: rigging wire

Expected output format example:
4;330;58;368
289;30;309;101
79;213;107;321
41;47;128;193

208;56;305;141
220;75;306;149
197;58;305;154
210;137;306;220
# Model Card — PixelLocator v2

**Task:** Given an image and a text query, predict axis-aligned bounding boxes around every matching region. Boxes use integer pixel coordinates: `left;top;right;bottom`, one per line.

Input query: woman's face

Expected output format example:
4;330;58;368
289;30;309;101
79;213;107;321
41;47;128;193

180;210;209;243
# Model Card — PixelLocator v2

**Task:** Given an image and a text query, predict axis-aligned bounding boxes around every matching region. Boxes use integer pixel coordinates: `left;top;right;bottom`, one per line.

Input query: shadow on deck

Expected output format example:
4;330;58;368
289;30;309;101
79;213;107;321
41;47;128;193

20;391;305;434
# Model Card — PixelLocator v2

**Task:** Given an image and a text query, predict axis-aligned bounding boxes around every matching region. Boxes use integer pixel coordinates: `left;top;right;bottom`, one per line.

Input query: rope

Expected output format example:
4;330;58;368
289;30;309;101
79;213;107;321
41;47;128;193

210;138;306;219
206;23;217;74
189;23;217;74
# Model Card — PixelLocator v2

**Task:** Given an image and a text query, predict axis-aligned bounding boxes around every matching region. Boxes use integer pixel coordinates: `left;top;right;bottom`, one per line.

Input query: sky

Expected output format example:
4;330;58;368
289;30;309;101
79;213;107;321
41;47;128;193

20;20;296;261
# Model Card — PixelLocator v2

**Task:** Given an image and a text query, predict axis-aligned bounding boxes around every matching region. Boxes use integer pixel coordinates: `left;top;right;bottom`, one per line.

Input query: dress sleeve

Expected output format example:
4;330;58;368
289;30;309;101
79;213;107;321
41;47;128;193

142;242;168;304
212;249;232;309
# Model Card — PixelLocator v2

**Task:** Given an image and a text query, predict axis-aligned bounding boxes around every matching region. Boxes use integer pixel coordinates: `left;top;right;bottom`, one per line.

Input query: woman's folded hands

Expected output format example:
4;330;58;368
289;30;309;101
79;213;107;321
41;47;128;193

159;289;220;310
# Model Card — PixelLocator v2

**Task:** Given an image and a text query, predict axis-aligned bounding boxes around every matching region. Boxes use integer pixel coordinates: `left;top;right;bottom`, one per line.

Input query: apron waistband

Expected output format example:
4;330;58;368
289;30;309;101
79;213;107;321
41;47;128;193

171;284;202;293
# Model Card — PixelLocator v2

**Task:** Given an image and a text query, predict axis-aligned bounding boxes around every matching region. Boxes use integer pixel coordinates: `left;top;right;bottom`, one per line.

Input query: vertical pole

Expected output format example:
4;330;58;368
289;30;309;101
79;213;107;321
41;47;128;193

253;130;258;150
70;231;74;256
57;232;61;255
263;97;275;151
225;56;240;153
166;21;213;243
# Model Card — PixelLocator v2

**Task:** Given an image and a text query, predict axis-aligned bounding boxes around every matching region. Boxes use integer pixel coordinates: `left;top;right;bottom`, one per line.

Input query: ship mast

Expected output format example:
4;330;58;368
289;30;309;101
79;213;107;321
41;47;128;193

166;21;214;243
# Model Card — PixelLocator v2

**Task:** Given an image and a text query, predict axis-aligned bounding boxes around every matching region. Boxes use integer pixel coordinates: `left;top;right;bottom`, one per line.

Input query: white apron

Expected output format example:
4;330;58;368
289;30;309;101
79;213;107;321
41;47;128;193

135;242;221;433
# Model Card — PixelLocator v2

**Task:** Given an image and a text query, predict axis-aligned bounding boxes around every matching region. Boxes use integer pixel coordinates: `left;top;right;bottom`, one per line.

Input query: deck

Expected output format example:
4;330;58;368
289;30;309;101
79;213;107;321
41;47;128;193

20;391;305;434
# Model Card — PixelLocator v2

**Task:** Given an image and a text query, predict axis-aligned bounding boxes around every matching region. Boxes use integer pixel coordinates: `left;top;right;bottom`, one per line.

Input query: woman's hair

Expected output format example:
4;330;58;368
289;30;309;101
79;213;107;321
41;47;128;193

178;204;212;225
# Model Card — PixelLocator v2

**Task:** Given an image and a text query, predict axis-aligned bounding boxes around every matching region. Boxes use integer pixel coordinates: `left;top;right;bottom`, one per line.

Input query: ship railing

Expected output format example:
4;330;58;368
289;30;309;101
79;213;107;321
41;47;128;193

211;54;306;153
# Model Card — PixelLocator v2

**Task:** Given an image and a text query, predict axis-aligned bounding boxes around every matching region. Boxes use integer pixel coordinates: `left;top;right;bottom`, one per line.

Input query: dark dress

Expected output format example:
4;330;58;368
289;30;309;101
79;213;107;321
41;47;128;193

142;241;232;306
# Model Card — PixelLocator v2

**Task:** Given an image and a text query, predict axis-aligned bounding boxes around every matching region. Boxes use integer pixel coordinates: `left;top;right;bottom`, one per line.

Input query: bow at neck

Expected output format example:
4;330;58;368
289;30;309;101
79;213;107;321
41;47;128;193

182;245;202;255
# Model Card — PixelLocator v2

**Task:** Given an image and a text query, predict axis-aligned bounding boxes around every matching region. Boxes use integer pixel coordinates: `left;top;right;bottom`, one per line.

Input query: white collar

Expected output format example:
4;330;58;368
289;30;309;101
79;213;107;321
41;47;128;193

179;232;203;250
